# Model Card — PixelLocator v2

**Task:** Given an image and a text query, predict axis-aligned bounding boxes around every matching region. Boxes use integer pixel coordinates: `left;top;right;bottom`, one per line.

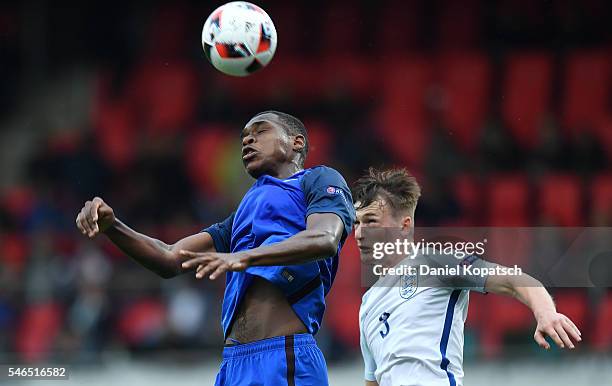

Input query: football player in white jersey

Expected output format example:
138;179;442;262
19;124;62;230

353;168;582;386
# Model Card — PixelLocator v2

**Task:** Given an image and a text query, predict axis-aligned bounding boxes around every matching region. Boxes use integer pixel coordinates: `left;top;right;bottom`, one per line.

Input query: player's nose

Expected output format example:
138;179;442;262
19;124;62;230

354;224;363;241
242;134;255;146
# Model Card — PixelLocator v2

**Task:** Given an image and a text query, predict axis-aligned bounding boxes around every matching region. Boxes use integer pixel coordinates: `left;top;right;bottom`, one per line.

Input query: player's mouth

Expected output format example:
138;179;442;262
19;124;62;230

242;146;258;161
357;245;373;254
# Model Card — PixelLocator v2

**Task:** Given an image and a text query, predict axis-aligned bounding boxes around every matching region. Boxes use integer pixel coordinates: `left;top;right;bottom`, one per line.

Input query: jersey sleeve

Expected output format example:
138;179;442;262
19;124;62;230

301;166;356;241
201;212;235;253
426;252;493;293
360;324;377;381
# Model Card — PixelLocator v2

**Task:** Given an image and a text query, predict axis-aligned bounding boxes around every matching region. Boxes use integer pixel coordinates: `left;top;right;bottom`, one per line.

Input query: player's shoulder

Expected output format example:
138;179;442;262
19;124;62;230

360;285;387;323
359;287;373;319
361;284;382;308
308;164;340;171
361;286;373;305
302;165;348;185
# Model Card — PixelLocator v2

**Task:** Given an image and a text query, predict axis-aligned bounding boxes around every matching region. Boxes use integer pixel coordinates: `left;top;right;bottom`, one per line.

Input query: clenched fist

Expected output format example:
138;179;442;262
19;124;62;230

76;197;115;238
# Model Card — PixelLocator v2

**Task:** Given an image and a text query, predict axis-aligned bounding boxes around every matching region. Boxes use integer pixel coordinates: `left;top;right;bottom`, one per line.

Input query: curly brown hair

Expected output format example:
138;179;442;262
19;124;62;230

352;167;421;217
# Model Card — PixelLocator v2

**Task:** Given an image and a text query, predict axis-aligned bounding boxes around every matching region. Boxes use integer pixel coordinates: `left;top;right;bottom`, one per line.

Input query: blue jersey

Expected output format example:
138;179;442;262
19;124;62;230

203;166;355;338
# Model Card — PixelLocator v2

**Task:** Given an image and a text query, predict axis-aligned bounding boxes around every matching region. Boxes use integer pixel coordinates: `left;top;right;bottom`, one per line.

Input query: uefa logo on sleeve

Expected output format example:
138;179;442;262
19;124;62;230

326;186;336;194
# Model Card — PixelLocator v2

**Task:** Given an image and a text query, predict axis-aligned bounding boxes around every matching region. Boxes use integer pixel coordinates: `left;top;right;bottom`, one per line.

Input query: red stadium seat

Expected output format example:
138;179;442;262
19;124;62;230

303;120;334;168
15;302;63;362
502;53;554;149
485;177;533;266
0;232;28;272
127;60;199;134
325;234;362;349
453;174;483;225
94;101;137;170
378;57;432;168
436;53;492;152
591;174;612;224
466;292;487;329
562;51;611;132
553;290;589;332
593;293;612;351
486;175;531;226
592;174;612;212
1;185;34;221
537;175;583;226
479;295;534;358
91;71;139;169
185;126;234;197
117;299;166;346
485;227;532;269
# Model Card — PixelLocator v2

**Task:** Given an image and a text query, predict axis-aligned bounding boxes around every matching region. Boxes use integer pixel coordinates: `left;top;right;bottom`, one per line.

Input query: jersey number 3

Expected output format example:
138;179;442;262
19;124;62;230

379;312;390;338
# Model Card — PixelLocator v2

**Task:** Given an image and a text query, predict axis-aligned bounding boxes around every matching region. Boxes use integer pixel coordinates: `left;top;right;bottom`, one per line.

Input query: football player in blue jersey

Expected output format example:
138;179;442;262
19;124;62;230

75;111;355;386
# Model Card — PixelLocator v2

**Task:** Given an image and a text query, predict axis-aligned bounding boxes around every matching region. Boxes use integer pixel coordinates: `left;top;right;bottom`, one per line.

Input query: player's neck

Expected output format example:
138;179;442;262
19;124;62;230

271;163;303;180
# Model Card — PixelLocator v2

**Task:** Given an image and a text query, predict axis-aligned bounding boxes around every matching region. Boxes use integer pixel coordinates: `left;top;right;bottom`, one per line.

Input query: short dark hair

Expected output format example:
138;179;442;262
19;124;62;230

353;167;421;217
253;110;309;166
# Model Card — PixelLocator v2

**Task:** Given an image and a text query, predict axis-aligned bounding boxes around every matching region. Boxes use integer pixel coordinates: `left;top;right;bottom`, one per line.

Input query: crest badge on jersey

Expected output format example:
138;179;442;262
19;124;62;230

399;272;418;299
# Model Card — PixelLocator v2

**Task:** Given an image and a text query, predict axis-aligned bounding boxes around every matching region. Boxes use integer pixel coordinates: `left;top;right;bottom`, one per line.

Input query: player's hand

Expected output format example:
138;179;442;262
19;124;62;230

180;250;249;280
75;197;115;238
533;310;581;350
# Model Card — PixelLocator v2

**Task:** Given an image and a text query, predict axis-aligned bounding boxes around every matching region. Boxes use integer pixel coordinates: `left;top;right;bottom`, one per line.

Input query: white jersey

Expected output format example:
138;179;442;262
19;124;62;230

359;254;491;386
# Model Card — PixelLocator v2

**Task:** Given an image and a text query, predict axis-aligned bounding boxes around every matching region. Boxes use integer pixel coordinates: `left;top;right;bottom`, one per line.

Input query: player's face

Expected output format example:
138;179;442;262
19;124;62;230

354;198;401;264
241;114;294;178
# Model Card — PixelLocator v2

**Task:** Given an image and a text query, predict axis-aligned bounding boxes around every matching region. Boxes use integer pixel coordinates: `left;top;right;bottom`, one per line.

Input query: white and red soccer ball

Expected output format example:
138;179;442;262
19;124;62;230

202;2;277;77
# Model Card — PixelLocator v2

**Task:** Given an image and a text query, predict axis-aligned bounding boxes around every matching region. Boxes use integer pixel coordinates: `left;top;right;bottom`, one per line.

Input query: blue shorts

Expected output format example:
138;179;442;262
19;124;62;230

214;334;328;386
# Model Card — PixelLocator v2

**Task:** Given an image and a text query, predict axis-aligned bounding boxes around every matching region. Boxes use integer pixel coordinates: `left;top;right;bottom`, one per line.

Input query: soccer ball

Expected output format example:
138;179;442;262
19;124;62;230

202;2;277;77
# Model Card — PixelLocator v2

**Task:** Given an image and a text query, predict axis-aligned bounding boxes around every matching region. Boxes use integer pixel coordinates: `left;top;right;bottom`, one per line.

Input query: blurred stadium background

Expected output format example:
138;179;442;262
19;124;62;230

0;0;610;385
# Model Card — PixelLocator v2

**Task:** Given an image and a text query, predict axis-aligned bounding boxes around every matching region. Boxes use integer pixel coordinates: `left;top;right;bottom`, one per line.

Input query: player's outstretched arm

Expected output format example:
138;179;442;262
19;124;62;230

75;197;215;278
180;212;344;280
484;271;582;350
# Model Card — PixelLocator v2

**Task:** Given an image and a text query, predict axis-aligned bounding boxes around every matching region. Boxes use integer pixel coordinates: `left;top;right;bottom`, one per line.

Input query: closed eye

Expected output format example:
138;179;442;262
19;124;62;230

356;218;378;226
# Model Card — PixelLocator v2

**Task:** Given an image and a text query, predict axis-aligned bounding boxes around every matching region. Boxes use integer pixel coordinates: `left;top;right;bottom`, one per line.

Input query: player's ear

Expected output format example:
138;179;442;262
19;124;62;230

293;134;305;154
401;215;412;231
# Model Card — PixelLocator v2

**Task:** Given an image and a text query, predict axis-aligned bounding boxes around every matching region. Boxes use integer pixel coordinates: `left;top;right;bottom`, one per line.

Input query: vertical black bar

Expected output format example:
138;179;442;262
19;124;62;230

285;335;296;386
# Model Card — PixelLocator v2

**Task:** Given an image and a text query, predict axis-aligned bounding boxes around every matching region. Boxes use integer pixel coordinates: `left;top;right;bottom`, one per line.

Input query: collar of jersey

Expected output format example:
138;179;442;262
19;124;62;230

256;168;308;184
